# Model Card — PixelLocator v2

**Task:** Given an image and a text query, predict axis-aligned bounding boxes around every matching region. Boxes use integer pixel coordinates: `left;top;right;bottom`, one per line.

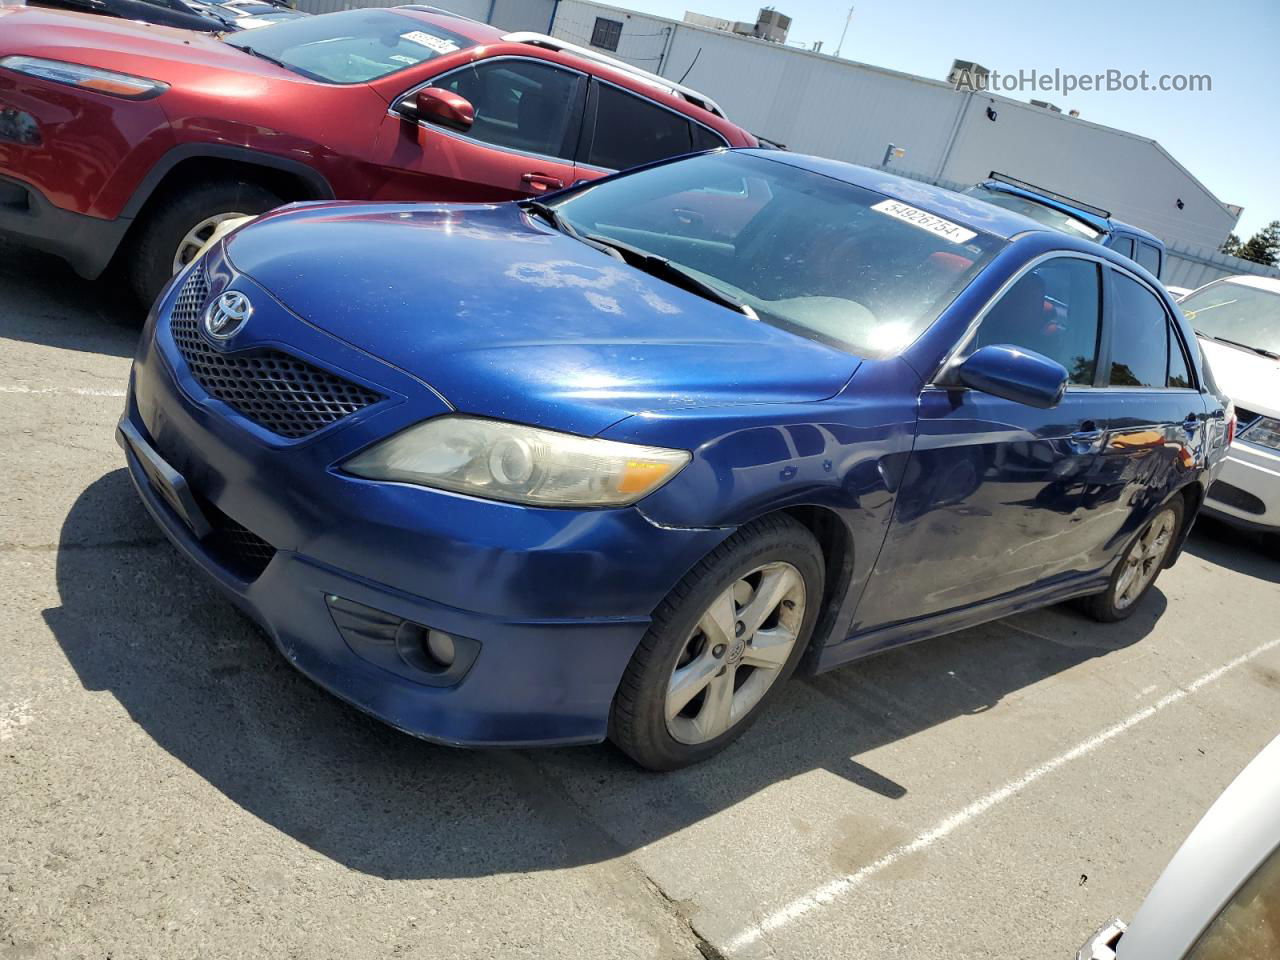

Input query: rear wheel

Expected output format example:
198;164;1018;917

610;515;824;771
128;179;283;306
1079;498;1184;622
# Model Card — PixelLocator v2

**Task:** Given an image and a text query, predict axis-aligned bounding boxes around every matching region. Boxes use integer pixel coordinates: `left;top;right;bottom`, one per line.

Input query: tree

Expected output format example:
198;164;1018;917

1220;233;1241;256
1235;221;1280;266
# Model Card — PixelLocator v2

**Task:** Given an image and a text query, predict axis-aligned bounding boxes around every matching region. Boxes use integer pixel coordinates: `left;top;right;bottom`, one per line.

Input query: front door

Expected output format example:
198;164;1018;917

853;255;1114;634
370;57;586;203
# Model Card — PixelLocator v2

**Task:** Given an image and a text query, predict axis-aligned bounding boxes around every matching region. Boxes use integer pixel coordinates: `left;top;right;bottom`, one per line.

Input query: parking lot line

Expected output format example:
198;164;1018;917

0;383;126;398
724;634;1280;953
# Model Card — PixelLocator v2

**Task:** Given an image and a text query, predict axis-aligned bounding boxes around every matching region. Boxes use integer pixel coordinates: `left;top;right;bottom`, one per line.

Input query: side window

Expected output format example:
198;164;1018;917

1136;241;1162;276
691;123;729;153
587;83;693;171
970;258;1102;386
1112;236;1135;259
1168;325;1194;388
1109;273;1176;387
432;61;583;161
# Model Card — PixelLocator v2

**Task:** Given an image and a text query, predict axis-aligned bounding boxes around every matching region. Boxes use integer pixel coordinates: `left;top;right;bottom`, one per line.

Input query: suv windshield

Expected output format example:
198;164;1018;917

224;10;474;84
964;185;1102;240
548;152;1004;357
1180;280;1280;356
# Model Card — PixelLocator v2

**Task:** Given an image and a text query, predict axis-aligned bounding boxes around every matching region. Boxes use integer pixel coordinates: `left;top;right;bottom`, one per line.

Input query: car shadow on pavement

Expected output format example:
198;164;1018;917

0;239;140;358
1185;517;1278;584
46;470;1162;880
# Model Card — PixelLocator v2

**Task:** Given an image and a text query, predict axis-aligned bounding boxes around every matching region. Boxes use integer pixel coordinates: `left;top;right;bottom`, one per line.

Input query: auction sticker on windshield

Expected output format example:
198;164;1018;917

872;199;977;244
400;31;460;54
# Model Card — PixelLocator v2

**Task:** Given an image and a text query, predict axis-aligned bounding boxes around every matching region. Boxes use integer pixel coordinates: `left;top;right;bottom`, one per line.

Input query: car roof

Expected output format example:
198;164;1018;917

744;151;1055;241
1211;274;1280;294
1119;734;1280;959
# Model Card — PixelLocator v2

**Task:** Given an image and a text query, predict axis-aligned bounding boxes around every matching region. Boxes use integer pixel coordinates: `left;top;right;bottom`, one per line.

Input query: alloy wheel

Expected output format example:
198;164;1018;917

664;561;806;745
172;212;250;274
1115;508;1176;610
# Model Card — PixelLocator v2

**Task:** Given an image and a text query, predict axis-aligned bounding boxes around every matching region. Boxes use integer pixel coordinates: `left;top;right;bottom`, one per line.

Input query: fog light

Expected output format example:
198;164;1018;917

425;629;456;668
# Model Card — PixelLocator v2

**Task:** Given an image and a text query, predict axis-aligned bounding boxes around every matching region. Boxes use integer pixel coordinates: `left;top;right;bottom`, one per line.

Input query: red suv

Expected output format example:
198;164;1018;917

0;4;755;302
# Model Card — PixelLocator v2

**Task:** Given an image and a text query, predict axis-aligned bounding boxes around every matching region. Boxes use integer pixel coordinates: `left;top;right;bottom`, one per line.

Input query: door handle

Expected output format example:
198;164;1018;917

1069;420;1104;451
1182;414;1200;433
521;172;564;192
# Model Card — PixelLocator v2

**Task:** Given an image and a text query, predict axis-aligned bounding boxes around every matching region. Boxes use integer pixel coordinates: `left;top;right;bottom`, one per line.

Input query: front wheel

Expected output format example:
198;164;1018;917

1079;498;1184;622
610;515;824;771
127;179;283;307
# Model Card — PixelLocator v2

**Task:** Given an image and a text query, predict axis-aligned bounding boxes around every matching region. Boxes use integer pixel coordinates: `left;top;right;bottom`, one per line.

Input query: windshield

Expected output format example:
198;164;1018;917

964;185;1102;240
1180;280;1280;355
548;152;1005;357
224;10;474;84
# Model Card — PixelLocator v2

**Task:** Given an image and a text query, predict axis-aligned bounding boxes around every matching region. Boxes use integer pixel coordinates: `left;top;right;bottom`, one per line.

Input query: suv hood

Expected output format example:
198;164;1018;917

1198;337;1280;419
2;6;307;85
224;202;860;436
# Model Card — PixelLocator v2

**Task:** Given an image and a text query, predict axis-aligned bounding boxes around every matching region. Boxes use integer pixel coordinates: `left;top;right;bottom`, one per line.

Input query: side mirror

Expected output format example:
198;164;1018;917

956;344;1068;409
403;88;474;132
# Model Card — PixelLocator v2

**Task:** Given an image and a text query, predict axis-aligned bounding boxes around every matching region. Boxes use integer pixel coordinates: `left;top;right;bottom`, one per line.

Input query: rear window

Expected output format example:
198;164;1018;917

224;11;474;84
1136;241;1162;276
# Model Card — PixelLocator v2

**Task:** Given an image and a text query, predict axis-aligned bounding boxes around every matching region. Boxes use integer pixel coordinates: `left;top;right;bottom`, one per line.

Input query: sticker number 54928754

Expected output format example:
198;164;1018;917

871;199;977;244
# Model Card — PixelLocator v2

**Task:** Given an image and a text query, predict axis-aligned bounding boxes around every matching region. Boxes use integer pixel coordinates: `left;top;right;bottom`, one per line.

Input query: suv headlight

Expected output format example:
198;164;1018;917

343;416;690;508
1239;416;1280;451
0;56;168;100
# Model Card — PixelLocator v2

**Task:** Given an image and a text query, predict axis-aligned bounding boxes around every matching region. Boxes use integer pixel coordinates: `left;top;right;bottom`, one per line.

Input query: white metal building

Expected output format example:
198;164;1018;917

293;0;1273;284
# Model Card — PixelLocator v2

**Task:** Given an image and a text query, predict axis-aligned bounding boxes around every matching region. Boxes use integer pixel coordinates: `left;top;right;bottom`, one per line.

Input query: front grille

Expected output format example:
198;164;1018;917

168;268;382;440
198;495;277;580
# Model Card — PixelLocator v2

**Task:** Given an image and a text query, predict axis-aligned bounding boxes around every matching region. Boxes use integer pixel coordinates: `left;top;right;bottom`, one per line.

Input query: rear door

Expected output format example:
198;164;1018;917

371;56;586;202
853;254;1116;632
1079;267;1205;569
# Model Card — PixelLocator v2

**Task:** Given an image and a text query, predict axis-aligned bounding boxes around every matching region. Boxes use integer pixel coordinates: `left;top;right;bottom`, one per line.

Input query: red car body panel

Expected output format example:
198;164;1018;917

0;5;755;276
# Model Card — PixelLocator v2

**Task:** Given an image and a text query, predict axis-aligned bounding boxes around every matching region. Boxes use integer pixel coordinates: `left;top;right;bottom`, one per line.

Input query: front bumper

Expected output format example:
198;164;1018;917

119;266;729;747
1203;439;1280;533
0;173;129;279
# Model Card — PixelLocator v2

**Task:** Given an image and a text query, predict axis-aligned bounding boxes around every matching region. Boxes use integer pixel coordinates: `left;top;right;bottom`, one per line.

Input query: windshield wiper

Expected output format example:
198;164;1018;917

227;44;290;70
1205;333;1280;360
581;234;755;317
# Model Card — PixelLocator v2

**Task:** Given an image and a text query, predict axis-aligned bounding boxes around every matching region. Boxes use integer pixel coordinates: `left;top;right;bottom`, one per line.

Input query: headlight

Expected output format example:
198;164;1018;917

1239;416;1280;451
0;56;168;100
343;416;690;507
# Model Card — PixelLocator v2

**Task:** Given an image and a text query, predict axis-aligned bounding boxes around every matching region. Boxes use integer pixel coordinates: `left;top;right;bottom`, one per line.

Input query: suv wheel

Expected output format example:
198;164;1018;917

1079;498;1184;622
129;179;283;306
610;515;824;771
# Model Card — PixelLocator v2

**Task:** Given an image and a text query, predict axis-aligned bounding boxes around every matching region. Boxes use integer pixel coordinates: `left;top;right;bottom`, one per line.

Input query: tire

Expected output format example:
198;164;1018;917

610;514;824;771
128;179;283;306
1079;497;1184;623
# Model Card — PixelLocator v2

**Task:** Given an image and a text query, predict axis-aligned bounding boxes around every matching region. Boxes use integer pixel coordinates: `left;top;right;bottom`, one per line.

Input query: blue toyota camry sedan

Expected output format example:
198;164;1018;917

118;149;1231;769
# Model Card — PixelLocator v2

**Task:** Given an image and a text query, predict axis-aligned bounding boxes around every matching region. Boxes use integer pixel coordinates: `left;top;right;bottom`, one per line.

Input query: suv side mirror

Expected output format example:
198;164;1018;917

956;344;1068;409
402;88;474;132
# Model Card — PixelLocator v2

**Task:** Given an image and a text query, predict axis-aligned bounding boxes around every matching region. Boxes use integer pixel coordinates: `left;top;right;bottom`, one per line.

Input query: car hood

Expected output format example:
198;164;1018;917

224;202;861;436
1;6;304;85
1197;337;1280;418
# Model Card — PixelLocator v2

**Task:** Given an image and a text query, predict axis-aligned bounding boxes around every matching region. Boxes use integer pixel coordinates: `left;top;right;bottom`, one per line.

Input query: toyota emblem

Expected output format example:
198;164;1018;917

204;291;253;340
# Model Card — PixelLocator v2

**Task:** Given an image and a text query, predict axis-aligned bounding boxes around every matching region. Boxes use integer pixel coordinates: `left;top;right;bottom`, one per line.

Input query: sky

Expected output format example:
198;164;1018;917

620;0;1280;241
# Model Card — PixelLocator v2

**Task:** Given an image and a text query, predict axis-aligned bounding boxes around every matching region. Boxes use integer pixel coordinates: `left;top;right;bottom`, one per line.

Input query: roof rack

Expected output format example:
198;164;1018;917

987;171;1111;219
500;32;726;118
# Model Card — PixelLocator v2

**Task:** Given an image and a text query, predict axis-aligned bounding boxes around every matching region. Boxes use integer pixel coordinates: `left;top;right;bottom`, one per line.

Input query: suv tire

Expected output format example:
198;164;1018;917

129;179;283;306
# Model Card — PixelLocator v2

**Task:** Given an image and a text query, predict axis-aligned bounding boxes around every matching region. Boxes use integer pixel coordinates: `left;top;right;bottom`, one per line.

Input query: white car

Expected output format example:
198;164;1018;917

1165;284;1194;300
1177;276;1280;540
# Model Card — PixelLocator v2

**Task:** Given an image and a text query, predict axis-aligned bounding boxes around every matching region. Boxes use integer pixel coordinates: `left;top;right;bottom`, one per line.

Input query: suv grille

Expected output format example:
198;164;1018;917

169;268;382;440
